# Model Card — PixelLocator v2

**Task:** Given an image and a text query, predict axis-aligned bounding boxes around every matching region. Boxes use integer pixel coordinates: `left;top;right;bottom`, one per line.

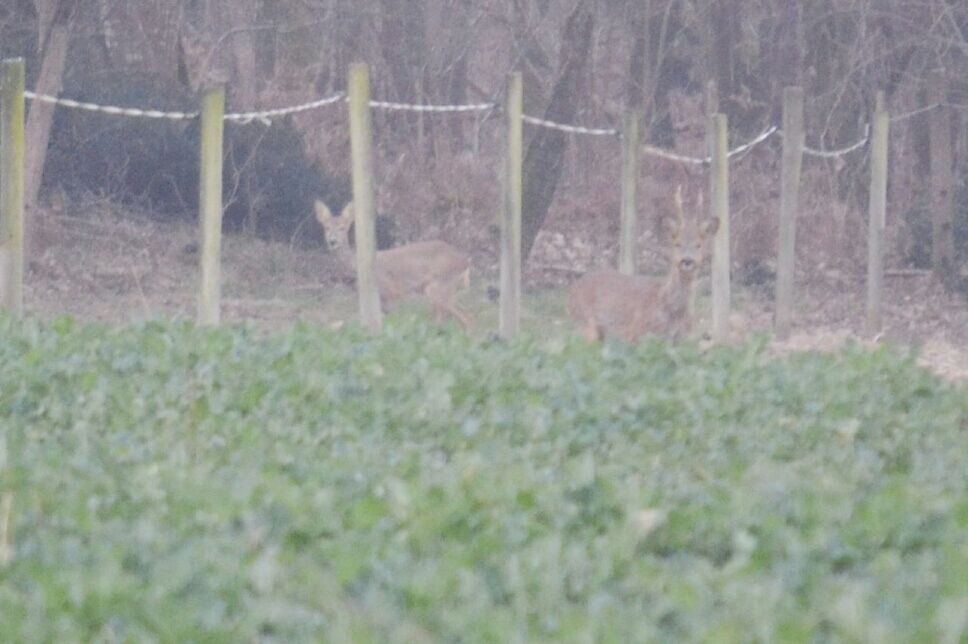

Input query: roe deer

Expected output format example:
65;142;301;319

315;201;473;329
567;186;719;343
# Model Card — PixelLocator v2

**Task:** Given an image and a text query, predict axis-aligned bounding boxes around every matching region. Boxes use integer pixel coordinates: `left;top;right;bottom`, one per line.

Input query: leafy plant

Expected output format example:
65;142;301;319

0;314;965;641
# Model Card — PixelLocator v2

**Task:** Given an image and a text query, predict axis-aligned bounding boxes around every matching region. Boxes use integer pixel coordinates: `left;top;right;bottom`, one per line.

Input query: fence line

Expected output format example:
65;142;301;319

25;90;350;124
24;89;497;123
1;63;942;341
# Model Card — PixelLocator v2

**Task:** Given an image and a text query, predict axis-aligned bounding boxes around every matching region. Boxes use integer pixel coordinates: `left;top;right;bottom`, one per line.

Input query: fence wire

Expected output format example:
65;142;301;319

224;93;346;124
368;99;495;113
521;114;619;137
23;89;500;124
641;145;707;165
24;91;199;120
641;125;778;166
797;124;871;158
25;90;351;124
22;86;941;166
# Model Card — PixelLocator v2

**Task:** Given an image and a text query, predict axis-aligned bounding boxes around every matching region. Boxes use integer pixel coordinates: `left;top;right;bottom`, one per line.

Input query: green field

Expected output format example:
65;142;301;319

0;314;965;642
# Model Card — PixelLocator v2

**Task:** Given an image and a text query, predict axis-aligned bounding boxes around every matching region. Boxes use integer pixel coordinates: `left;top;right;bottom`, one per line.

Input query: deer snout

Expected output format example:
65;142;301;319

678;257;696;271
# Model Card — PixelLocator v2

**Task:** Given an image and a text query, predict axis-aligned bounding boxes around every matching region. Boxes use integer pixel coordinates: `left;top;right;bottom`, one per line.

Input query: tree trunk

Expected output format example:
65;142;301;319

625;0;651;112
520;1;595;260
24;0;75;255
775;3;803;90
380;0;427;142
227;0;258;109
707;0;735;111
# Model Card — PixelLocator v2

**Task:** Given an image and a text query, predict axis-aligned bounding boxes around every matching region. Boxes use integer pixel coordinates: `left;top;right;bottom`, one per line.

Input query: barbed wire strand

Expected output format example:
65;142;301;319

368;99;495;113
641;124;778;166
24;90;499;124
641;145;707;165
521;113;619;137
224;93;346;124
25;90;351;123
727;125;778;159
24;90;199;120
16;89;912;165
798;123;870;158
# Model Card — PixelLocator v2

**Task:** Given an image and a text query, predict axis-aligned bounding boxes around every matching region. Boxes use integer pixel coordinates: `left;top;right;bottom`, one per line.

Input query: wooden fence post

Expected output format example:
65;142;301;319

348;63;382;333
865;93;889;337
709;113;730;342
775;86;804;339
197;86;224;326
928;72;954;278
1;59;25;317
619;110;641;275
500;71;523;339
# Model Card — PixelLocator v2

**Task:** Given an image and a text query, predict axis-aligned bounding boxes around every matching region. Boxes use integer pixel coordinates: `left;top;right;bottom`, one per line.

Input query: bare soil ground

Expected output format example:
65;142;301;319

24;200;968;382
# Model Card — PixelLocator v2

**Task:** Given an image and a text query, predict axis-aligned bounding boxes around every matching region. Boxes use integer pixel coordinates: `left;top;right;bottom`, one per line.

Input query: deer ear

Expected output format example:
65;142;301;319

340;201;355;220
702;217;720;237
314;200;333;223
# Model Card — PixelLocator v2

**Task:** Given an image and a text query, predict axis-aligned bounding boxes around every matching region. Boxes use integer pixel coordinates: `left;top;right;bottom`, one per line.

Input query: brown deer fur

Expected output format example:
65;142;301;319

315;201;473;329
567;187;719;343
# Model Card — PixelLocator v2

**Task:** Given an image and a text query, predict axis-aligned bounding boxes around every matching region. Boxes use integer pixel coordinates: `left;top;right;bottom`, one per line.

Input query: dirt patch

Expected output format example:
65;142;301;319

26;201;350;328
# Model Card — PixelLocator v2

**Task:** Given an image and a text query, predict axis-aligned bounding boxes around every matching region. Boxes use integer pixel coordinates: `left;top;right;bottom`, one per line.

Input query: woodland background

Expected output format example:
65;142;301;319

2;0;967;295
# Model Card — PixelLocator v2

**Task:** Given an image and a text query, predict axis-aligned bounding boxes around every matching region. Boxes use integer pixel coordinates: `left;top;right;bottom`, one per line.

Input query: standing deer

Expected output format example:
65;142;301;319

315;201;473;329
567;186;719;343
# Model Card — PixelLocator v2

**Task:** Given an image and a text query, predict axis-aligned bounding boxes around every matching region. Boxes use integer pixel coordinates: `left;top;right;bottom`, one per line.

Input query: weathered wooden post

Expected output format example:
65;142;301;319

619;110;641;275
709;113;730;342
499;72;523;339
347;63;382;332
928;72;954;278
197;85;224;326
1;59;26;317
775;86;804;339
865;92;889;337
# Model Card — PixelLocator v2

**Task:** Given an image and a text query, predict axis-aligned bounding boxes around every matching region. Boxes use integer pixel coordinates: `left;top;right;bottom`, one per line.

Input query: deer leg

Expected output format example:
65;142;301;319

425;280;473;330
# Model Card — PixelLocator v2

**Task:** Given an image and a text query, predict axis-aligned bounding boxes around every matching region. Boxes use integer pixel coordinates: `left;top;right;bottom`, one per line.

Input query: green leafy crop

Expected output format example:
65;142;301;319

0;314;965;642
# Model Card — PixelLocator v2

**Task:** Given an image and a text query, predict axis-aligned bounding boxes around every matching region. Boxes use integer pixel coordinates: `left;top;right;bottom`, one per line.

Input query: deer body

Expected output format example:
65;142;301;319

568;187;718;343
315;201;473;329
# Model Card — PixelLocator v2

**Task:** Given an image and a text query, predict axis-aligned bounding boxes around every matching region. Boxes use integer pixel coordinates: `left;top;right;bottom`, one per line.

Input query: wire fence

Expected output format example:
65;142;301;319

3;64;952;341
23;90;495;124
24;90;199;120
24;88;933;165
22;89;781;165
797;124;871;159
